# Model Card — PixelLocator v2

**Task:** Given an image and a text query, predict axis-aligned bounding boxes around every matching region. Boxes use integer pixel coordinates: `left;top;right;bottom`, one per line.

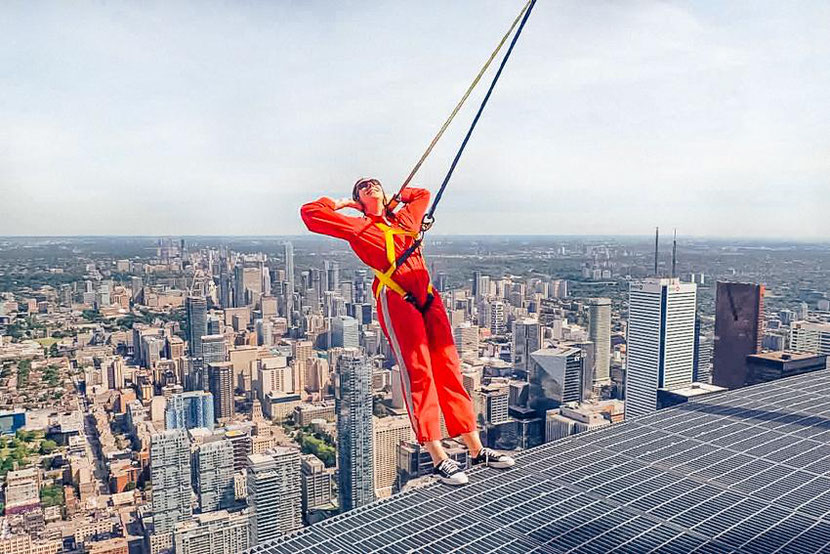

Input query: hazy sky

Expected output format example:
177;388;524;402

1;1;828;238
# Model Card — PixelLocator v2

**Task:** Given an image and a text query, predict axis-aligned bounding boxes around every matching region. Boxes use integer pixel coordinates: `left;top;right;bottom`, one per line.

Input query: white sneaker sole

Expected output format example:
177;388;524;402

437;472;469;486
487;458;515;469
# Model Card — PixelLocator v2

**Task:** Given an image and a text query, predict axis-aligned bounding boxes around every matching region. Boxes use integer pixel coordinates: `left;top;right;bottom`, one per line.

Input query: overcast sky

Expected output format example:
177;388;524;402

1;1;828;238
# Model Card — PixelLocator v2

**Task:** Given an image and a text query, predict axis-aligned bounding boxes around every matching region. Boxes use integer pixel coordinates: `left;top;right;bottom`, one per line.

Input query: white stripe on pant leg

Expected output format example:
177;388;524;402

380;288;420;437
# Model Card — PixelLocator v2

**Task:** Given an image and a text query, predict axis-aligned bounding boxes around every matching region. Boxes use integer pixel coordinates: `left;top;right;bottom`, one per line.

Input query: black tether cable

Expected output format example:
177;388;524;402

393;0;537;273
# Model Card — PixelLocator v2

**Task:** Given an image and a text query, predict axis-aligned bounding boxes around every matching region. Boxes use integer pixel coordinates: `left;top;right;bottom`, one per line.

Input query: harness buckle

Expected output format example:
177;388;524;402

421;214;435;233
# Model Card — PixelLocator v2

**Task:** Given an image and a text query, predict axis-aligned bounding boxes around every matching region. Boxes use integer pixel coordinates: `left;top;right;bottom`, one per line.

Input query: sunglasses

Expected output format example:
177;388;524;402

356;179;380;192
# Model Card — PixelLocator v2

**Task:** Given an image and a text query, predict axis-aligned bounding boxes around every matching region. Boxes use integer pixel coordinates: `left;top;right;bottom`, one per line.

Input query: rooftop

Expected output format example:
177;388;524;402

250;370;830;554
749;351;827;363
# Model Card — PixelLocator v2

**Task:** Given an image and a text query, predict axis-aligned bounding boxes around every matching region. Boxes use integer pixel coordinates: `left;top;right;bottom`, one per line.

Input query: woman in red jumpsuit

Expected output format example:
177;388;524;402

301;177;514;485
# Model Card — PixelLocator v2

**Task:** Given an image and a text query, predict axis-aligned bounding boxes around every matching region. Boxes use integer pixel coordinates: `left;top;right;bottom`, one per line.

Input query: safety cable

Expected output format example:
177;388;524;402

393;0;537;272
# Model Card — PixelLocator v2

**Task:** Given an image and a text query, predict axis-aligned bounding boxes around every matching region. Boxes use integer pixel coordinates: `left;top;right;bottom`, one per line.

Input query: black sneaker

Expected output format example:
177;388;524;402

432;458;469;486
471;447;515;469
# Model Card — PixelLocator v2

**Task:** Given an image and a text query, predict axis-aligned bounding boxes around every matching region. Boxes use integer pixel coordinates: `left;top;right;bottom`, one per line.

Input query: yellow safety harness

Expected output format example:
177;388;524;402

372;222;435;313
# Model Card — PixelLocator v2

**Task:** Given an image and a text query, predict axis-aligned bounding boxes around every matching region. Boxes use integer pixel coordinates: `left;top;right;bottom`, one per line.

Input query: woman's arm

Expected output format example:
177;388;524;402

300;197;363;241
393;187;431;231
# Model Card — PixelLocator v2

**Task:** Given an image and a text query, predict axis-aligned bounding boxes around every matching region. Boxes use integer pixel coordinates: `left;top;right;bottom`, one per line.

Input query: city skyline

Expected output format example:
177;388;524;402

2;1;829;238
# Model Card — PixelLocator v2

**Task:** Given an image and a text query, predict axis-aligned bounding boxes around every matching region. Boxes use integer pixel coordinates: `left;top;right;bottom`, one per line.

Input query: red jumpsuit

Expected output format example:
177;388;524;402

300;188;477;443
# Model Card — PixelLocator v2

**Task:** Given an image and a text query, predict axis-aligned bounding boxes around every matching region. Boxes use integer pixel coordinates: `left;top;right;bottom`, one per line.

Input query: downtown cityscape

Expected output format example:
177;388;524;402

0;234;828;553
3;0;830;552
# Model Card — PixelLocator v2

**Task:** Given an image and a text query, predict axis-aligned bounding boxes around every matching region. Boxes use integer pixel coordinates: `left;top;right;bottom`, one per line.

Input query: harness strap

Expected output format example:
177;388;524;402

372;222;435;313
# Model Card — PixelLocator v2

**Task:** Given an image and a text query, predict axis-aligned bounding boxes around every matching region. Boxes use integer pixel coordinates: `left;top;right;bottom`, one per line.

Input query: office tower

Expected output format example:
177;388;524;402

331;315;359;349
745;351;829;385
150;430;192;533
247;448;302;546
489;301;506;335
257;357;291;399
206;316;221;336
550;279;568;299
255;319;273;347
166;391;215;431
201;334;227;365
284;243;295;326
301;454;335;517
173;509;250;554
512;318;541;375
141;335;164;369
626;278;697;420
436;272;448;293
453;322;479;358
233;266;262;307
130;276;144;301
373;415;414;498
225;429;253;472
477;385;509;424
461;368;482;398
528;347;584;412
261;265;272;297
208;362;234;421
588;298;612;385
695;334;714;385
186;296;208;358
284;242;295;288
335;350;374;512
473;272;490;300
790;321;830;355
195;439;235;513
219;263;232;309
324;260;340;292
711;282;765;389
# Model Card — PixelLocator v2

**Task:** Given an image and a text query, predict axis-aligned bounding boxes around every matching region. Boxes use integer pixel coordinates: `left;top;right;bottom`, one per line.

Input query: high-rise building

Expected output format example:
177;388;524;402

790;321;830;356
247;448;302;547
208;362;234;422
625;278;697;420
165;391;215;431
173;509;250;554
528;347;584;412
476;385;510;425
473;271;489;300
331;315;359;349
234;266;262;307
453;322;479;358
186;296;208;358
489;301;506;335
512;318;541;375
225;429;253;472
335;350;374;512
150;430;192;533
195;439;235;513
324;260;340;292
372;415;414;498
201;334;227;366
588;298;612;385
300;454;335;518
745;351;828;385
284;243;295;326
712;282;764;389
257;357;292;399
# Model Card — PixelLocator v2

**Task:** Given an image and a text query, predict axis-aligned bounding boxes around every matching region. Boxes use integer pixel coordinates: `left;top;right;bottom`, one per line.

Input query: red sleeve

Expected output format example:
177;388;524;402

300;198;362;241
394;187;431;231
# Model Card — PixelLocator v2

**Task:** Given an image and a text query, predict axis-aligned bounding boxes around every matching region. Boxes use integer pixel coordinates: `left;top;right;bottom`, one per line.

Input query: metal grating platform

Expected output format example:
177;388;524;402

249;370;830;553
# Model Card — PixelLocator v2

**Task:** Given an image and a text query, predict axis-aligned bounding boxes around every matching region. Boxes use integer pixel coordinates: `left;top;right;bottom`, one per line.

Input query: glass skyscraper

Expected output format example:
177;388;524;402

335;349;374;512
